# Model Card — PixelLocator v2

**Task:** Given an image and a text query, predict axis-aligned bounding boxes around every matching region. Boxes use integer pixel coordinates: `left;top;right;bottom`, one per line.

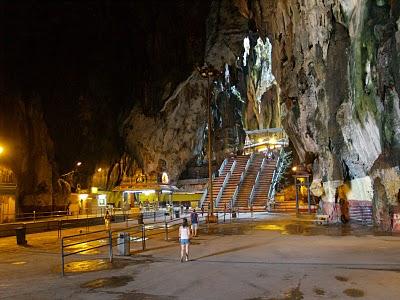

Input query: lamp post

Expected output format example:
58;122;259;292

198;65;219;222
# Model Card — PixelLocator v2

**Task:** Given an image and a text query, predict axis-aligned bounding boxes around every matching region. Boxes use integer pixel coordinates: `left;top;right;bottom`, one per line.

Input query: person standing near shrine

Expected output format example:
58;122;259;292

190;209;199;237
104;210;111;230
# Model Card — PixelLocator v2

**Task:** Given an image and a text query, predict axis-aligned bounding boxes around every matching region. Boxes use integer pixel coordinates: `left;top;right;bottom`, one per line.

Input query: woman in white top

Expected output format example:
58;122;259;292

179;218;191;262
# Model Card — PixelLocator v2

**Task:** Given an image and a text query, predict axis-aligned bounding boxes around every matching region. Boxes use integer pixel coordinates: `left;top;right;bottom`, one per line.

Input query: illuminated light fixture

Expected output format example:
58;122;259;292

76;162;82;167
161;172;169;184
0;146;4;155
97;168;102;172
97;194;107;206
258;138;264;143
292;166;297;172
269;137;276;144
91;187;98;194
142;190;155;196
79;194;89;201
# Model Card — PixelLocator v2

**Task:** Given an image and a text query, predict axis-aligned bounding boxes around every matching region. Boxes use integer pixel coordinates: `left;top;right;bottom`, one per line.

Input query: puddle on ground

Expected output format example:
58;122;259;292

253;221;390;237
247;285;304;300
64;258;131;273
81;275;133;289
282;285;304;300
343;288;365;298
65;240;107;255
11;261;27;265
313;288;325;296
119;292;175;300
202;225;247;236
335;275;349;282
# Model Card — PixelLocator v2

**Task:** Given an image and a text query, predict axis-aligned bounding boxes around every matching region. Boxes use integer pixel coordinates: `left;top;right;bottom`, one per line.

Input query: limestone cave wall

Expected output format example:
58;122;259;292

1;0;399;225
249;0;400;224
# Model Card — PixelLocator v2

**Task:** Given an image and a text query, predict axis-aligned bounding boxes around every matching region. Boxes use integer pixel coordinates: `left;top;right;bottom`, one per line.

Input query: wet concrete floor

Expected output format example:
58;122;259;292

1;214;400;299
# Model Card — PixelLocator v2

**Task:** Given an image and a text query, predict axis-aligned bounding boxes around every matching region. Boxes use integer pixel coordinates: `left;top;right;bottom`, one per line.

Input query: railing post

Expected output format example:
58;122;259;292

165;221;168;241
154;211;156;222
33;211;36;223
58;220;62;239
108;230;113;263
142;224;146;250
61;238;65;277
86;212;89;233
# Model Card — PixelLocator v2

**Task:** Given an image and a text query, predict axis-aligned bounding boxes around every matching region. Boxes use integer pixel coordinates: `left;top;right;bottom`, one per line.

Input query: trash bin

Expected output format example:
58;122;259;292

117;232;130;256
16;226;27;245
138;213;144;224
175;210;180;218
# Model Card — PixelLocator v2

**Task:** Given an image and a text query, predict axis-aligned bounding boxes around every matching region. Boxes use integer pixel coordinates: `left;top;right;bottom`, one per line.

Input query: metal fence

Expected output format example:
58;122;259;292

59;210;259;276
60;217;187;276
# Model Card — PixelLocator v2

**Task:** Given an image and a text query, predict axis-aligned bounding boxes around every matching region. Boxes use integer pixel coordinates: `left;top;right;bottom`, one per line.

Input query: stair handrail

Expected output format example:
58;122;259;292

218;158;228;176
230;185;239;208
249;170;260;206
248;157;266;206
199;187;208;207
243;156;252;177
267;148;284;203
215;160;237;207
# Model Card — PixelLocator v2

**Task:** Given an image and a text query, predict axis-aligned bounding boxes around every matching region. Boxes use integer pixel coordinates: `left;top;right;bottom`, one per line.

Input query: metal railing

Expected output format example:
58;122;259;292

199;187;208;207
267;148;284;204
249;157;266;206
230;185;239;208
215;160;236;207
60;216;198;276
230;155;253;208
60;210;261;276
218;158;228;176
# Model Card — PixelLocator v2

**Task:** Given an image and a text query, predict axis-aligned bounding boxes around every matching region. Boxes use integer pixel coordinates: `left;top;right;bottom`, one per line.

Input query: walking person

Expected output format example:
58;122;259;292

190;209;199;237
104;210;111;230
179;218;190;262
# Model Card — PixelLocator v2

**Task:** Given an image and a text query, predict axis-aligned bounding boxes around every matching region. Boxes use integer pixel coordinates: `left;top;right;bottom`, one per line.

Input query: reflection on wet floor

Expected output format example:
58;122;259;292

253;220;394;237
335;275;349;282
65;241;106;255
81;275;133;289
64;256;155;274
119;292;176;300
247;284;304;300
11;261;27;265
65;259;111;273
313;288;325;296
343;288;365;298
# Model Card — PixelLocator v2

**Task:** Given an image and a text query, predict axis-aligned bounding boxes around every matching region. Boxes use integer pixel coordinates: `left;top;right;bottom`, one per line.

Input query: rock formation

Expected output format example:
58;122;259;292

1;1;399;228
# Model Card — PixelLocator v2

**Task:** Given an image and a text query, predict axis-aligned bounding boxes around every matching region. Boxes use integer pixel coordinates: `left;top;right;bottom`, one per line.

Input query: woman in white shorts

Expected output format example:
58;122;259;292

179;218;190;262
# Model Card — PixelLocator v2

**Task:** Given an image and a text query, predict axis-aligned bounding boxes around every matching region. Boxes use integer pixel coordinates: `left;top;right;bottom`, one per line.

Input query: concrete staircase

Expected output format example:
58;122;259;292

252;157;277;210
202;158;235;209
201;153;284;213
216;155;249;210
234;155;264;210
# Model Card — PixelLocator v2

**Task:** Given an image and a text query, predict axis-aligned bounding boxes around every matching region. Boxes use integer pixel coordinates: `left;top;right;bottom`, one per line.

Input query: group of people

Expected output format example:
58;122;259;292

178;209;199;262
